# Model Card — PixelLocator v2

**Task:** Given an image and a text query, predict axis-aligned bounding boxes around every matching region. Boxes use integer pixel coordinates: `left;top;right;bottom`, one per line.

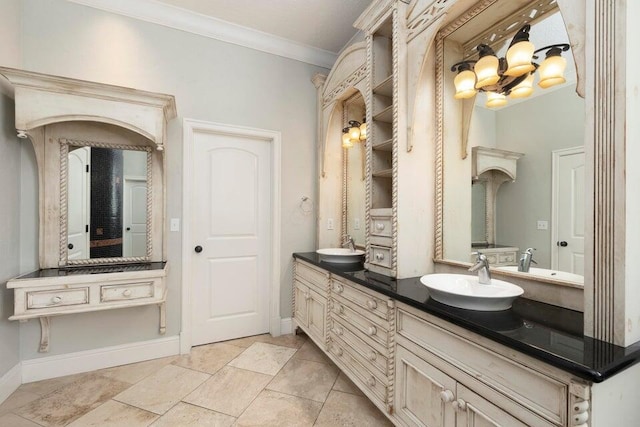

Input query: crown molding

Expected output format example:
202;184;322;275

66;0;337;69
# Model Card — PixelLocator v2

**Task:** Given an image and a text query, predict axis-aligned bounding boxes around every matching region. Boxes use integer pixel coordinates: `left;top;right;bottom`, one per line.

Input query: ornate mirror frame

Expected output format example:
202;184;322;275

59;138;154;265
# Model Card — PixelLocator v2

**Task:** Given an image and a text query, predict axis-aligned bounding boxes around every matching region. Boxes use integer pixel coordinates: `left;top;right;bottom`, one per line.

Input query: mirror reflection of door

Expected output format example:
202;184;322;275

67;147;91;259
123;150;148;257
552;147;584;273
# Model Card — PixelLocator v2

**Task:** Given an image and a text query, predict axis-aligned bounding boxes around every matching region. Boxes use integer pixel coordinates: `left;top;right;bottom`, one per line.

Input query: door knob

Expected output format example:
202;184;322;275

557;241;568;247
126;227;131;231
67;243;74;250
194;245;203;253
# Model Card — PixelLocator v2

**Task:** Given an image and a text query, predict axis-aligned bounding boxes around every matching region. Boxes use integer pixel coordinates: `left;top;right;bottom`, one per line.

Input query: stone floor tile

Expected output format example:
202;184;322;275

66;400;158;427
113;364;209;415
0;390;41;415
225;332;307;349
313;390;393;427
228;342;296;375
18;372;91;397
267;358;339;402
173;342;244;374
151;402;235;427
98;356;177;384
184;366;272;417
15;373;130;427
292;339;333;364
0;413;42;427
332;372;364;396
235;390;322;427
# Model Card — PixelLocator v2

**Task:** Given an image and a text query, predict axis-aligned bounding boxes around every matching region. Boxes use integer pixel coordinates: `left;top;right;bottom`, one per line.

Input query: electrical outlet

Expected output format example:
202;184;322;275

537;220;548;230
170;218;180;232
327;218;334;230
354;218;360;230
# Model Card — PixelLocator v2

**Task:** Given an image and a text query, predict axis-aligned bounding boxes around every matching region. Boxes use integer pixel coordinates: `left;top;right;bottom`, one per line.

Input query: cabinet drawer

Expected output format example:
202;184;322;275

498;251;517;265
397;308;567;425
100;282;154;302
370;215;392;238
328;337;388;405
295;260;329;292
332;299;389;354
369;245;392;269
331;277;392;322
331;315;388;376
27;288;89;309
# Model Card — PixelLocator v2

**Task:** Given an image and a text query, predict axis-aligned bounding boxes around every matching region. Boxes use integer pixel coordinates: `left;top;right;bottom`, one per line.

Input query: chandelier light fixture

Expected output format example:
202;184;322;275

342;119;367;148
451;24;570;108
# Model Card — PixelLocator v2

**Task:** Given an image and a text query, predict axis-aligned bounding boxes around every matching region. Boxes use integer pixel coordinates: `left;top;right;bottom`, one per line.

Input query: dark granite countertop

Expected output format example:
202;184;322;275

294;252;640;383
15;262;167;279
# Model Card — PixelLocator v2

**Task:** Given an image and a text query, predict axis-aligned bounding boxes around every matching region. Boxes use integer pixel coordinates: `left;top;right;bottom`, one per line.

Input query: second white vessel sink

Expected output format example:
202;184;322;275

420;274;523;311
495;266;584;284
316;248;365;264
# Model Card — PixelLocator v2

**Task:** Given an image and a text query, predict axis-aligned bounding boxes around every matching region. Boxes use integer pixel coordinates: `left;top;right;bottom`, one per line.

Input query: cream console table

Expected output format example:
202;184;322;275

7;263;167;352
293;252;640;427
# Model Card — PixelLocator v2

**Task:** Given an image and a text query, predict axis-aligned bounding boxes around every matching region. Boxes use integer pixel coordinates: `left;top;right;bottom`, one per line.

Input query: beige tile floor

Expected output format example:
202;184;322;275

0;333;393;427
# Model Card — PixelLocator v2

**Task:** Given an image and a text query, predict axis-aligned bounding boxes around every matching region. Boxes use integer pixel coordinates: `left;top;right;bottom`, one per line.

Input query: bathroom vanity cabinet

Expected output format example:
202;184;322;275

293;253;640;427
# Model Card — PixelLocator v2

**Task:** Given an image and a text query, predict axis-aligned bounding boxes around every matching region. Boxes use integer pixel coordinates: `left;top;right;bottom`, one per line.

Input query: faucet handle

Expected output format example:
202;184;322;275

524;247;536;254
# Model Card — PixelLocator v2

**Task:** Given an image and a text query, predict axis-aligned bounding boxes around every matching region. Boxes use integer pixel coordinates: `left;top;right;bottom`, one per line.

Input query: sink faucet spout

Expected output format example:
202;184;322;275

469;252;491;285
342;235;356;252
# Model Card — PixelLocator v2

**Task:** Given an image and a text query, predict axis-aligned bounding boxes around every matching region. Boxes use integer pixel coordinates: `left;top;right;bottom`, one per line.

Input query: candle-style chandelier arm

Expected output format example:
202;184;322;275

533;43;571;58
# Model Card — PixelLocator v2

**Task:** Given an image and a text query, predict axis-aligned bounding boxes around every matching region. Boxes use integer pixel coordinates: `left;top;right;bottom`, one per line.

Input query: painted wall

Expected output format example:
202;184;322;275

495;85;585;269
17;0;323;359
0;0;22;378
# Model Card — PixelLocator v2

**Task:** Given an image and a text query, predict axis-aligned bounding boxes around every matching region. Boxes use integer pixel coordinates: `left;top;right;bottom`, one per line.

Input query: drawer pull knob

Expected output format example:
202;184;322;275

573;401;589;413
573;412;589;424
440;389;455;403
337;305;344;314
51;296;62;304
375;253;384;261
367;376;376;387
375;223;385;231
366;299;377;310
368;350;377;361
335;347;343;357
123;289;132;297
367;326;377;336
333;284;343;293
452;399;467;412
305;292;311;301
333;327;343;336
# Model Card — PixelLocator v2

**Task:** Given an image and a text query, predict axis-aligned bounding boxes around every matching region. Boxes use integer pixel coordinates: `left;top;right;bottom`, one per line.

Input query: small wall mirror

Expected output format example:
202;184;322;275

61;139;152;264
343;92;366;248
437;1;585;286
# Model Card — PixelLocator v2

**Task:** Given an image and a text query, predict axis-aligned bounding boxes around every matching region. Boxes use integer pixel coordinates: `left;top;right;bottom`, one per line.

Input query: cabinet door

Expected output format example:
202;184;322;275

455;384;528;427
307;288;326;344
293;280;309;328
395;345;456;427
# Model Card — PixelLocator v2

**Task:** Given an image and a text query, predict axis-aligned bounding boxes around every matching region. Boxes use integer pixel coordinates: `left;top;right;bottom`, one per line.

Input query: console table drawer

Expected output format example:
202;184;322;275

101;282;155;302
27;288;89;309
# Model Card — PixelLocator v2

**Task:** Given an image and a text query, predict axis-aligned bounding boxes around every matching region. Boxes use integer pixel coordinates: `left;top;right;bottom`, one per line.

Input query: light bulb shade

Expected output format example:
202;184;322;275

359;122;367;140
504;41;535;77
342;132;353;148
485;91;507;108
538;55;567;89
474;55;500;88
348;126;360;141
454;69;477;99
509;73;535;99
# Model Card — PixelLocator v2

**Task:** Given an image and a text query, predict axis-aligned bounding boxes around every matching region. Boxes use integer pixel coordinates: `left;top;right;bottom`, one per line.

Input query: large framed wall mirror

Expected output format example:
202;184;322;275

435;0;585;286
343;92;366;248
61;139;153;265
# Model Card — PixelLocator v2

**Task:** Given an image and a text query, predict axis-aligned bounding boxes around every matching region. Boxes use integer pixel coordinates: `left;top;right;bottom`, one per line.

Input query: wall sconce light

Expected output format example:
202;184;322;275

342;119;367;148
450;24;570;108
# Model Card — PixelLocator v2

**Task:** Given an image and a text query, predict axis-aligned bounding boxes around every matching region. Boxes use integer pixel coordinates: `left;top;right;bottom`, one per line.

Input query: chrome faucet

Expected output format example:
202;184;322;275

518;248;537;272
342;235;356;252
469;252;492;285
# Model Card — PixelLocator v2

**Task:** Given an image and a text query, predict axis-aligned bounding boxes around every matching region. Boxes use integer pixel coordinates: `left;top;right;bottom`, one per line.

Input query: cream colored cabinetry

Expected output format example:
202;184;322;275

468;247;519;267
328;275;395;412
293;260;330;347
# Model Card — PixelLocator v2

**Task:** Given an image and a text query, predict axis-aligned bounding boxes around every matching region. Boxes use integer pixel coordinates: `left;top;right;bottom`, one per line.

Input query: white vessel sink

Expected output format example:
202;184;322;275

420;274;523;311
316;248;365;264
495;266;584;284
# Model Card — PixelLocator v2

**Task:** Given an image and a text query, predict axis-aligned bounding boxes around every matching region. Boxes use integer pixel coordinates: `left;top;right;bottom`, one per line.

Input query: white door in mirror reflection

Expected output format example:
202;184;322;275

552;147;584;274
190;130;271;345
124;178;147;257
68;147;90;259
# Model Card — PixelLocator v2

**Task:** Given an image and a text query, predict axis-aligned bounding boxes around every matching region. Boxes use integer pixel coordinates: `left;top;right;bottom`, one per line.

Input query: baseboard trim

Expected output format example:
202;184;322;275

280;317;293;335
21;335;180;383
0;363;22;405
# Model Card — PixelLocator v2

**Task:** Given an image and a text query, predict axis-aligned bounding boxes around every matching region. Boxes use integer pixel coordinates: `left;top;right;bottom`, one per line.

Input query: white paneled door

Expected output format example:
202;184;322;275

189;129;272;346
552;147;585;274
123;178;147;257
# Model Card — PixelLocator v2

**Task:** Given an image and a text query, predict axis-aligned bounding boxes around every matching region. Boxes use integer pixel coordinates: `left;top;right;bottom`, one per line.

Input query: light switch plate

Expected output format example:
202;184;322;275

354;218;360;230
327;218;334;230
170;218;180;232
537;220;548;230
